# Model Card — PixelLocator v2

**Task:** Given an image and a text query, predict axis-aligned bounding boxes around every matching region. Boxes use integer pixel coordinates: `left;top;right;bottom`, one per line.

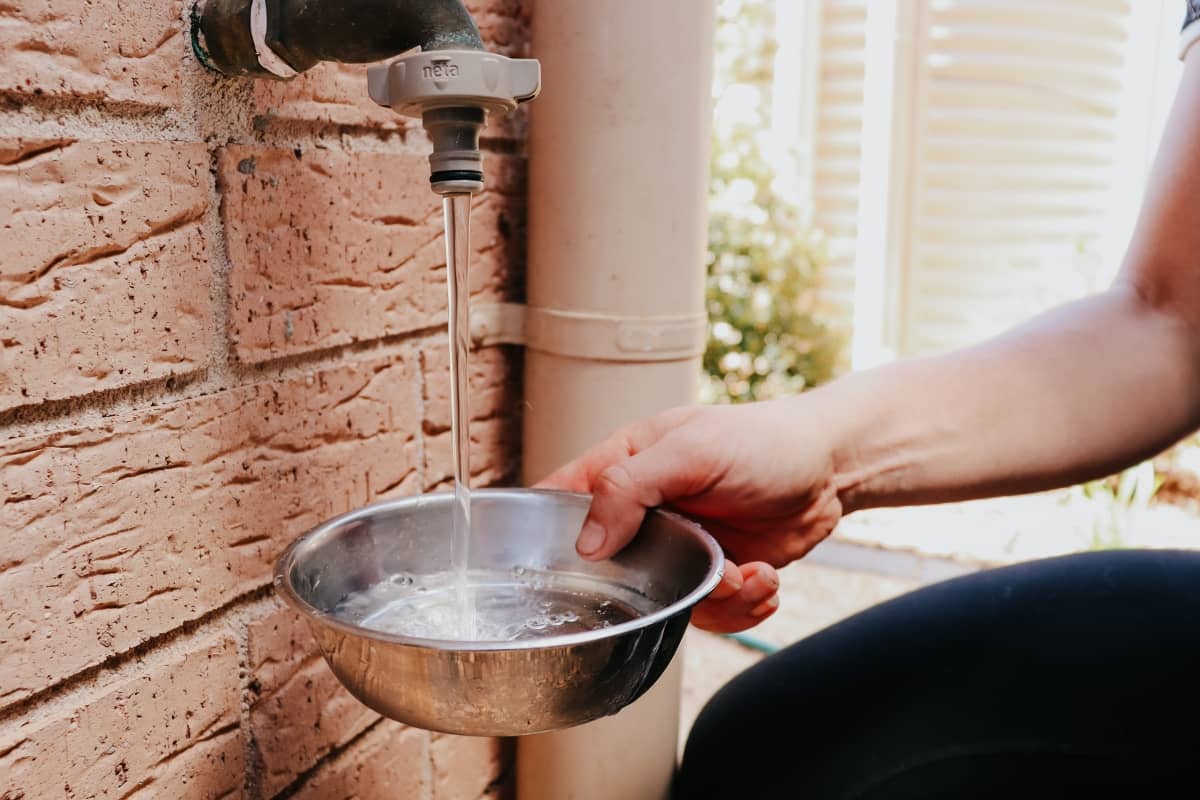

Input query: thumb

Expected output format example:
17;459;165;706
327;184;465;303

575;440;696;561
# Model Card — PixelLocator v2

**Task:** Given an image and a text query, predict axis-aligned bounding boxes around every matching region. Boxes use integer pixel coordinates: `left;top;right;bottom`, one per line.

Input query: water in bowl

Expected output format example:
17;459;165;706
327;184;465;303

335;568;658;642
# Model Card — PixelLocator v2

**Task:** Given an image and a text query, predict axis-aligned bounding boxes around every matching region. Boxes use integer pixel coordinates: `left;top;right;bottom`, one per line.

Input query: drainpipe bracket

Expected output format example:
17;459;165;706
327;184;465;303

470;303;706;362
470;301;527;347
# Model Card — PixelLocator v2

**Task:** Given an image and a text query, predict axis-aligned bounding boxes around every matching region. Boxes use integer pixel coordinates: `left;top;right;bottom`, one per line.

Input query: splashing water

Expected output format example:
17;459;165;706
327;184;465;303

334;569;656;642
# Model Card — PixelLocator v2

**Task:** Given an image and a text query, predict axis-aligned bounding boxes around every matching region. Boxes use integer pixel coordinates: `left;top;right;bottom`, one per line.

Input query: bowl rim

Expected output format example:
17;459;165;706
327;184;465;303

273;487;725;652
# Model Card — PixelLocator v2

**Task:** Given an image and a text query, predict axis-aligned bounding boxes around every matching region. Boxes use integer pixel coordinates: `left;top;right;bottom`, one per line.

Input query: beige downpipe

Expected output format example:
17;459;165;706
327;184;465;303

516;1;717;798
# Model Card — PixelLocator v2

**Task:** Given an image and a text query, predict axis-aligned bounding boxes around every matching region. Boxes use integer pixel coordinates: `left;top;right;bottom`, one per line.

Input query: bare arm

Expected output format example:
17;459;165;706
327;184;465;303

538;44;1200;632
827;52;1200;511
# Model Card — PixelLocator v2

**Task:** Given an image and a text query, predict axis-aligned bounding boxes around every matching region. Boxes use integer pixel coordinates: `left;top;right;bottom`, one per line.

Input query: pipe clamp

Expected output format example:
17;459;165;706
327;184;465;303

471;303;706;362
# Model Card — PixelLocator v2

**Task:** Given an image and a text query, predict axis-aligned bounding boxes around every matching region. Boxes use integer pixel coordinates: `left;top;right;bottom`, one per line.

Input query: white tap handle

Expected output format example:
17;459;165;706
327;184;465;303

367;49;541;118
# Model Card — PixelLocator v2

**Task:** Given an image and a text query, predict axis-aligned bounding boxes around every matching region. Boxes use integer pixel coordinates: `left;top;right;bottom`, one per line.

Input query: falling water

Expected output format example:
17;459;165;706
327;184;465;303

444;192;475;640
333;193;661;643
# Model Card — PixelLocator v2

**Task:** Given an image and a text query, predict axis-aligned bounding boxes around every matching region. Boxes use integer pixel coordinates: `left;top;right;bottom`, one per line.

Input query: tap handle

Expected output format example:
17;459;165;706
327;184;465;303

367;49;541;118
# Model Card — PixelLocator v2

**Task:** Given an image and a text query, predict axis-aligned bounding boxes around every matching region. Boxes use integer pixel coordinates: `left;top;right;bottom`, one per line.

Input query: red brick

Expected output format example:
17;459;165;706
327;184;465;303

0;0;182;107
246;603;380;797
467;0;530;58
291;722;430;800
254;63;407;130
483;106;529;144
0;139;213;411
424;418;520;492
421;341;523;434
431;734;507;800
421;339;522;491
0;635;243;800
219;146;524;363
0;354;421;709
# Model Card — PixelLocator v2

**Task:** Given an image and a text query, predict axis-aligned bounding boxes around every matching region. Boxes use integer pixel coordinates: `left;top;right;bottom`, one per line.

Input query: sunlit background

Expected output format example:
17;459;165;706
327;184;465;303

701;0;1200;563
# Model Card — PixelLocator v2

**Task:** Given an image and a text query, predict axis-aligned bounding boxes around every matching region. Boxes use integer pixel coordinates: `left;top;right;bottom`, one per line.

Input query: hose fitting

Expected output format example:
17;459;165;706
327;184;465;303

366;49;540;194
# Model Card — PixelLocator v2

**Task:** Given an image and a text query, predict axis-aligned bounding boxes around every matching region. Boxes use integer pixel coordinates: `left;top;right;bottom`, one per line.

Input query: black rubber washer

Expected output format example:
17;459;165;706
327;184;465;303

431;170;484;184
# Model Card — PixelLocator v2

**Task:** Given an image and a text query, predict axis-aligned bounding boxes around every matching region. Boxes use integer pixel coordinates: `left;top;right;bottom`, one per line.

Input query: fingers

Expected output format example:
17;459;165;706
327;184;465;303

536;435;628;494
534;408;710;562
576;439;708;560
706;559;744;601
691;561;780;634
692;521;786;568
535;407;696;494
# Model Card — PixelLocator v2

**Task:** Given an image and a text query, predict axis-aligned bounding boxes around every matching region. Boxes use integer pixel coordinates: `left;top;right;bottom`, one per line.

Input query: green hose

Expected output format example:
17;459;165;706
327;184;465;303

725;631;780;655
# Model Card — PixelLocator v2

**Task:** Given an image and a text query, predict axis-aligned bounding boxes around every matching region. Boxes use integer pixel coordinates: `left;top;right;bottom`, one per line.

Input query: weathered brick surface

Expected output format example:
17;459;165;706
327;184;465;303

424;419;520;492
0;0;529;795
246;603;380;797
0;139;213;411
0;0;183;106
421;342;522;433
0;354;421;709
421;340;522;489
291;722;430;800
0;635;243;800
219;146;525;363
466;0;530;58
431;734;507;800
254;63;406;130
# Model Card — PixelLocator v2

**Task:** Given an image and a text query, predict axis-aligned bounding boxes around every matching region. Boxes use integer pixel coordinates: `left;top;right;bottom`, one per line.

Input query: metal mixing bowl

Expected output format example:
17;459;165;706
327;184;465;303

274;488;723;736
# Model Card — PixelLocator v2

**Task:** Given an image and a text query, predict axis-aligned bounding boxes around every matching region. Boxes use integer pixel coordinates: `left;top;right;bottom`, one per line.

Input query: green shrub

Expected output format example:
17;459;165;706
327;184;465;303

703;0;844;403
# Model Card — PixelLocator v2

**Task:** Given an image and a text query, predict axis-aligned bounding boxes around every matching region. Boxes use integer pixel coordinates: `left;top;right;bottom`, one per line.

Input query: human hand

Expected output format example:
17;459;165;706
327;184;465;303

536;401;844;633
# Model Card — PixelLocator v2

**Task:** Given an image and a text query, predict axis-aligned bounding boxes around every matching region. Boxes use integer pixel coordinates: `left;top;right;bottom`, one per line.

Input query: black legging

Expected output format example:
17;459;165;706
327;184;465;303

678;549;1200;799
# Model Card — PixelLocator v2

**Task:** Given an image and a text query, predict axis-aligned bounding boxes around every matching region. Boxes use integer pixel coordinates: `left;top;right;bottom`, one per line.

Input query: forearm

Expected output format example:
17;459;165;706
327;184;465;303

820;50;1200;514
819;283;1200;512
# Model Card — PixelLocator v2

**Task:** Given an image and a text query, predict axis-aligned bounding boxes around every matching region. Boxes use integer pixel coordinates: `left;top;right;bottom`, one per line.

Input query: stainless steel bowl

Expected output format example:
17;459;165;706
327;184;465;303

274;488;723;736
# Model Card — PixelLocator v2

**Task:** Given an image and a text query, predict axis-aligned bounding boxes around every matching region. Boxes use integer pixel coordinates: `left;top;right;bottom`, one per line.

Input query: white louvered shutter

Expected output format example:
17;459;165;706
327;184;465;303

899;0;1133;356
796;0;1180;360
810;0;869;324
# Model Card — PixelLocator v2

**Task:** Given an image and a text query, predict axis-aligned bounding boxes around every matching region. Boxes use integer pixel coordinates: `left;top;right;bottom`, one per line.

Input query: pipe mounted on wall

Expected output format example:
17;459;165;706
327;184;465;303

519;1;718;798
193;0;483;78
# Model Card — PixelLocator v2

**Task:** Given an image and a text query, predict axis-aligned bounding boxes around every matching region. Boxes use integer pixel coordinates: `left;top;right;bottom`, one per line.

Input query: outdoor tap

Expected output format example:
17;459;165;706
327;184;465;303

193;0;485;77
366;50;540;193
192;0;540;193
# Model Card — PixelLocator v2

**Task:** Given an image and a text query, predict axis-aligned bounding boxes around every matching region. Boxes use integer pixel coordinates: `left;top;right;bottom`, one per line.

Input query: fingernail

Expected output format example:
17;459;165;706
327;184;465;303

726;571;743;592
577;520;606;556
750;596;780;618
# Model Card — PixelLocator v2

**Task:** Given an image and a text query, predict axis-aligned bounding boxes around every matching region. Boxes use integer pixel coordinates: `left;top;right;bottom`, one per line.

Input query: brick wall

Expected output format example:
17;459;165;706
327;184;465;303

0;1;528;797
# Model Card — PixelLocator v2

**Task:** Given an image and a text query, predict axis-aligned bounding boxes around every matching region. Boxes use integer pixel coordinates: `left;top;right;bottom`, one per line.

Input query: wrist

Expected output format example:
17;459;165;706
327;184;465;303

799;372;900;516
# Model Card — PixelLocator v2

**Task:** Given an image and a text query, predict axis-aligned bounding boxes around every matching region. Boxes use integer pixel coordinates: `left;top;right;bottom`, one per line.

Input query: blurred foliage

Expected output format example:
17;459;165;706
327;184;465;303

703;0;844;404
1077;460;1161;550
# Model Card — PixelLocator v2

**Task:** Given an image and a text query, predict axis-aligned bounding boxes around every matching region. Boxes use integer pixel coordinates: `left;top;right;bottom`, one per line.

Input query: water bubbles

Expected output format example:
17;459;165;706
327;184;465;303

337;569;654;641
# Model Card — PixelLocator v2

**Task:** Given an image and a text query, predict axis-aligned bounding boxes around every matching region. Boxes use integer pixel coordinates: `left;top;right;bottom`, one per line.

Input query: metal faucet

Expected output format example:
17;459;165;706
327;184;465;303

192;0;540;193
